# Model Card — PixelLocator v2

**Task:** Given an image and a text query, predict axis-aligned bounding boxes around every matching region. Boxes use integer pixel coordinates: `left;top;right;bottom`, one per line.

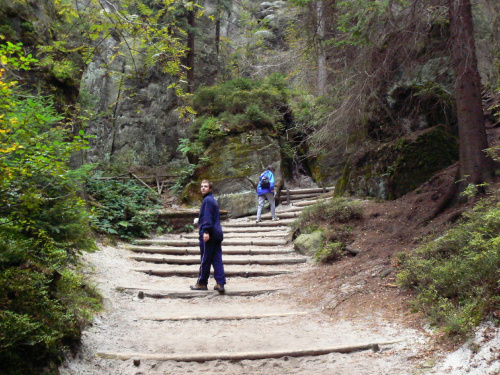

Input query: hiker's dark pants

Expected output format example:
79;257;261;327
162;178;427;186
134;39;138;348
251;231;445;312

197;239;226;286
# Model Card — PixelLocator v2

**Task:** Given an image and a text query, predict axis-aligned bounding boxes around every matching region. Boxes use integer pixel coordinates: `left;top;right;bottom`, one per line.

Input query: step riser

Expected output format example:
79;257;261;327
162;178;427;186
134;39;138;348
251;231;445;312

133;269;292;277
130;257;307;265
134;240;288;246
125;247;294;255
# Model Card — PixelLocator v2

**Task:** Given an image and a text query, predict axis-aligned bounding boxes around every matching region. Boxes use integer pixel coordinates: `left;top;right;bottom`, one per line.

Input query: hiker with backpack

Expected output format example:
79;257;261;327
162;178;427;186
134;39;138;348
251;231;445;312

190;180;226;293
256;165;280;223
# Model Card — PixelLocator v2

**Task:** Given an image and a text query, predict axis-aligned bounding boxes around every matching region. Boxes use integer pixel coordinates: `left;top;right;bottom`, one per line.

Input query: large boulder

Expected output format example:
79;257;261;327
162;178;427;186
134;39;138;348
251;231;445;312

294;231;325;256
184;129;282;212
336;126;458;200
217;191;258;219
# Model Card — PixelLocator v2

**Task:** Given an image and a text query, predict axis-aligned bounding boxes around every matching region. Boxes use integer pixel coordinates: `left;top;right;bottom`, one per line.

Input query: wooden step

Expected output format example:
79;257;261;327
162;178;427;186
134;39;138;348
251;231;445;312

223;219;295;228
180;231;289;239
124;246;295;255
141;311;308;321
222;226;290;233
133;239;288;247
279;193;323;201
97;342;392;362
117;286;282;299
281;187;334;195
133;268;293;277
260;211;301;219
130;255;307;265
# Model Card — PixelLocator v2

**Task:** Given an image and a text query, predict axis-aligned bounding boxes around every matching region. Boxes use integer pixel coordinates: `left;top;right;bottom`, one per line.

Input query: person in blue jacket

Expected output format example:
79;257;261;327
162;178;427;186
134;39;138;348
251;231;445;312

190;180;226;293
256;165;280;223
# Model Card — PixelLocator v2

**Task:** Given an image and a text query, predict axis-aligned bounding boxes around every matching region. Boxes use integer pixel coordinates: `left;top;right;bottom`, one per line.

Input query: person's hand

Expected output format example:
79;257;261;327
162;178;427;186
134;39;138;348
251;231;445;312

203;233;210;242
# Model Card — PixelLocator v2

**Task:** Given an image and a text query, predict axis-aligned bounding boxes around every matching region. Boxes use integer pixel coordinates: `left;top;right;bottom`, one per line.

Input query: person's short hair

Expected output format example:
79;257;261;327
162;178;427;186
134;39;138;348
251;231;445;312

267;165;275;172
201;180;213;189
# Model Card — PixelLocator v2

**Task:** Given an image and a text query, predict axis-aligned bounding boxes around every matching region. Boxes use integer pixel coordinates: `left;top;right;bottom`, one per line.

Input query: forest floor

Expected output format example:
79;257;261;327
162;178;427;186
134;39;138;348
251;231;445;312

60;163;500;374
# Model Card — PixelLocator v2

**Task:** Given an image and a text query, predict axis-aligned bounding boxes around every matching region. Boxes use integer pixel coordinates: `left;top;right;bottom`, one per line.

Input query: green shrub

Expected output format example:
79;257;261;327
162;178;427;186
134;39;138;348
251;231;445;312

397;198;500;336
292;198;363;263
0;46;100;373
292;197;363;232
85;175;162;240
314;241;346;263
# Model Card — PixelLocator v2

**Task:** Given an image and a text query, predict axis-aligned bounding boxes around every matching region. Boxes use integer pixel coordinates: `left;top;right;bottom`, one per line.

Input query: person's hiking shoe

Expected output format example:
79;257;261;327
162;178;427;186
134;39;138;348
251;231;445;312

214;283;225;294
255;218;262;223
272;216;280;221
190;283;208;290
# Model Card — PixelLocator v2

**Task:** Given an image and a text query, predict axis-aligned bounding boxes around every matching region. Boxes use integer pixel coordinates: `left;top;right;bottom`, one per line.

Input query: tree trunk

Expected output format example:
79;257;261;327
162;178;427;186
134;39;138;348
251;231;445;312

449;0;493;186
186;10;195;93
316;0;327;96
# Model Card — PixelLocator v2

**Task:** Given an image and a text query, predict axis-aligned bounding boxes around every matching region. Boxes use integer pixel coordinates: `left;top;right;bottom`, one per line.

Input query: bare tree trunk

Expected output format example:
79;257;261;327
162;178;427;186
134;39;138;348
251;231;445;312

316;0;327;96
187;10;195;93
449;0;494;186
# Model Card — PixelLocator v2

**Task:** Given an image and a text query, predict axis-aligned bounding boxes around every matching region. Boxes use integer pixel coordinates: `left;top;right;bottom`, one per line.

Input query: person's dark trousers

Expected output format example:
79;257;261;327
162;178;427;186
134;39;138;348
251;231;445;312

197;239;226;286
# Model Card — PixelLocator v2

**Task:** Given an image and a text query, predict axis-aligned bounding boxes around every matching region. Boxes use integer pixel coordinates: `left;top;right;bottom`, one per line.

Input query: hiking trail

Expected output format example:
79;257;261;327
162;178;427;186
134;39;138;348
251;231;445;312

60;191;428;375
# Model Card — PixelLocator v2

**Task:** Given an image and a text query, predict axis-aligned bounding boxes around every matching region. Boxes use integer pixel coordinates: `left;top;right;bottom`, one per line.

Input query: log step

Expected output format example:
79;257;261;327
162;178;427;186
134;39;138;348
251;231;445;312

141;311;308;321
133;239;288;246
222;226;289;233
280;193;324;201
117;287;283;299
130;255;307;265
124;246;294;255
133;268;293;277
223;219;295;228
281;187;334;195
96;342;394;362
260;211;301;219
180;231;289;239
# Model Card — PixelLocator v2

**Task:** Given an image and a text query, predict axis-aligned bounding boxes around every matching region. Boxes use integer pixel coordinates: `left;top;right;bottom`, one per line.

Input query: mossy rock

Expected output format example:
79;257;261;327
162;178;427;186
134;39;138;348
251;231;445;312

184;129;282;206
337;126;458;199
294;231;325;256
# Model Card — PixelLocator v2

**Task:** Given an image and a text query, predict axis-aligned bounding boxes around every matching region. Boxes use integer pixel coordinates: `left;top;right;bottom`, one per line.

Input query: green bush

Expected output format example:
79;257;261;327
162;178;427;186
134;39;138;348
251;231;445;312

292;198;363;262
86;176;162;240
0;46;100;374
314;241;346;263
397;198;500;336
292;197;363;232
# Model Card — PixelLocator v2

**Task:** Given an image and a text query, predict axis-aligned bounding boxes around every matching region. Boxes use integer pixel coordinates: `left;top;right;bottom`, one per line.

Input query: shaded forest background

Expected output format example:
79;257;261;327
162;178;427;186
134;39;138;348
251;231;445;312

0;0;499;373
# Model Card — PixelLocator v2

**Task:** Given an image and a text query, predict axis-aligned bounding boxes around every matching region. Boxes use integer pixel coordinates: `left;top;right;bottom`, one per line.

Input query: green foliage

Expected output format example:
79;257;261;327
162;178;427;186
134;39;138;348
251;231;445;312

397;198;500;336
0;48;100;373
313;241;346;263
86;175;162;240
293;198;363;263
191;74;289;127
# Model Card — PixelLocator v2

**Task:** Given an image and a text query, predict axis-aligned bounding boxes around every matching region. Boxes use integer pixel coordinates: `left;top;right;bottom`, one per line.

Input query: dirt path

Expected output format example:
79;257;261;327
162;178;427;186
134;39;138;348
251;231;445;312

59;200;431;375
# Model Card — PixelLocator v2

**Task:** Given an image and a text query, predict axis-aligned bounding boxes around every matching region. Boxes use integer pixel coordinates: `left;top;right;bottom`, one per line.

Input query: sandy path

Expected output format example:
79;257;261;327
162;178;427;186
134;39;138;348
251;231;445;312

59;203;429;375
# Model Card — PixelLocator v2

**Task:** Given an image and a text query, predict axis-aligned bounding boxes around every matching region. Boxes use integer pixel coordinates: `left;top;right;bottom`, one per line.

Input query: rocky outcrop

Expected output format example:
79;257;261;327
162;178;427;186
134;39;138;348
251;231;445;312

184;129;282;212
336;126;458;200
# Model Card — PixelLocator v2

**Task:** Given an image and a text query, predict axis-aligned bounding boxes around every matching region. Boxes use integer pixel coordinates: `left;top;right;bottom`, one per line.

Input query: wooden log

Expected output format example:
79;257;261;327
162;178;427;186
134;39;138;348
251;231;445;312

282;187;334;195
260;211;300;219
134;239;288;246
129;256;307;265
223;219;295;228
279;193;322;201
118;288;283;299
124;246;295;255
345;246;362;255
223;226;290;233
141;311;308;321
96;341;400;362
130;173;156;192
133;268;293;277
180;231;289;239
